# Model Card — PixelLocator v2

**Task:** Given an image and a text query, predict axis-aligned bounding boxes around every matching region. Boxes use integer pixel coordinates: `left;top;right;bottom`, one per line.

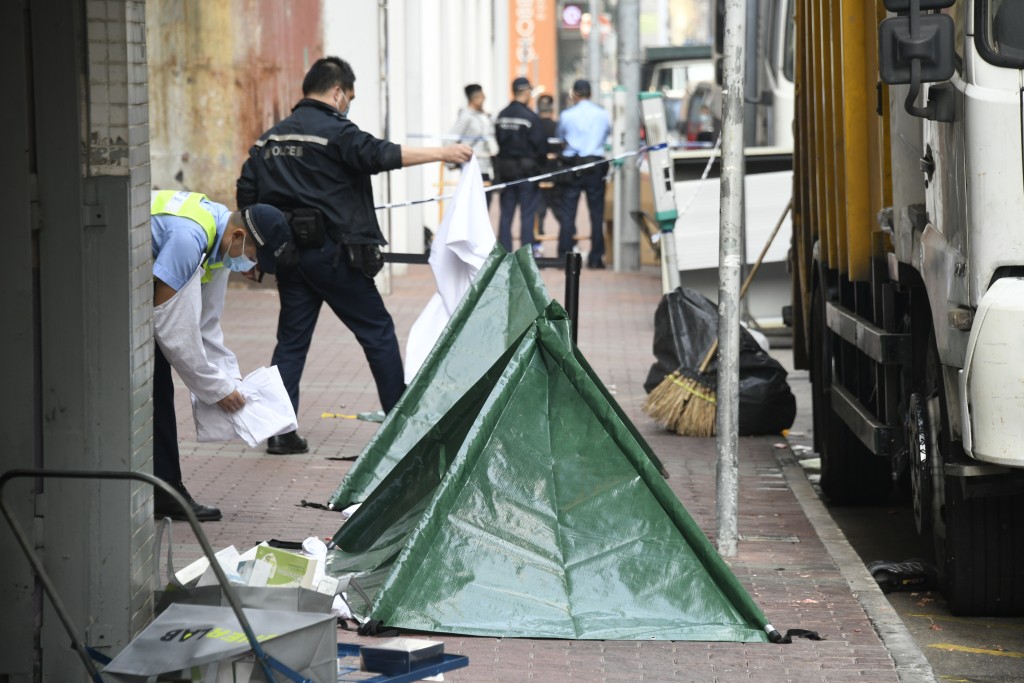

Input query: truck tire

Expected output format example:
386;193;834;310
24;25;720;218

942;481;1024;615
810;281;892;505
919;335;1024;615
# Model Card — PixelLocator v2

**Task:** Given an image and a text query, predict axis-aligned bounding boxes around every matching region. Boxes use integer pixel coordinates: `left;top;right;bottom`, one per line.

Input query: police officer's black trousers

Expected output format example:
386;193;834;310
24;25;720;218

558;166;607;265
272;242;405;416
497;180;540;252
153;344;182;484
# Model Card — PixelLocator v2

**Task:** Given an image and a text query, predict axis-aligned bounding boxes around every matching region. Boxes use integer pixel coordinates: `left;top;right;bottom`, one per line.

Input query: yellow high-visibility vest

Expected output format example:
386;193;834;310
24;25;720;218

151;190;224;284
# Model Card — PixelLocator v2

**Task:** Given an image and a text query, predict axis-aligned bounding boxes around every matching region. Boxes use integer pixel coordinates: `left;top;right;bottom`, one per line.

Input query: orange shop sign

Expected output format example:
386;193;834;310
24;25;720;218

509;0;557;98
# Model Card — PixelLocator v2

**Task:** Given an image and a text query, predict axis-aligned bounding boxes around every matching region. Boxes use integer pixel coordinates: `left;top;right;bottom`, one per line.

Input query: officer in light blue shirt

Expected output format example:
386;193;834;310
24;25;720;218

557;79;611;268
149;191;293;522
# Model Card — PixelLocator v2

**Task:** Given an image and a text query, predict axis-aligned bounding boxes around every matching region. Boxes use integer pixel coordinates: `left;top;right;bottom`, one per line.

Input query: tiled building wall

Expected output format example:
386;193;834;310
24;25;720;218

86;0;155;639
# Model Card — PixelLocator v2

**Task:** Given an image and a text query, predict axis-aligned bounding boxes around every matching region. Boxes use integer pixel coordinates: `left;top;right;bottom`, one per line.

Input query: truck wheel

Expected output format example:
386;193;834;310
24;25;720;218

942;480;1024;615
921;336;1024;615
810;281;891;505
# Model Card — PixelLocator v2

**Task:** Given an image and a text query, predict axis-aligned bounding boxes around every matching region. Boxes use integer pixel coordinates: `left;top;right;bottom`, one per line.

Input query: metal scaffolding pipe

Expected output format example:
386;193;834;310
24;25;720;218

716;0;745;558
589;0;602;92
617;0;641;271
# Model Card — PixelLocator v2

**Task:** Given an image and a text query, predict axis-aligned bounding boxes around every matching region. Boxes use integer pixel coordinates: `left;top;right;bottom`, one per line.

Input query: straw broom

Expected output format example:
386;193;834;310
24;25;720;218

643;200;792;435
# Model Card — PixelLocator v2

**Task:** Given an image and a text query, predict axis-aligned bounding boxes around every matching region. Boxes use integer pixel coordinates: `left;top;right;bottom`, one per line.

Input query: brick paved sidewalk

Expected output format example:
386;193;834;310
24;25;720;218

165;263;906;682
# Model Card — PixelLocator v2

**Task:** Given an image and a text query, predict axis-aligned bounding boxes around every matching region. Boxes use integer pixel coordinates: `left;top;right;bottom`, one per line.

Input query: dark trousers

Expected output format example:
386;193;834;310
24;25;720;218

536;184;561;235
497;180;540;252
153;344;182;484
272;240;405;415
558;167;607;265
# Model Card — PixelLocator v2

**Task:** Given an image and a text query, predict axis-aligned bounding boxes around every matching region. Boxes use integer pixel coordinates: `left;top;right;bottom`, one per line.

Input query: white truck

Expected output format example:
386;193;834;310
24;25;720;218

792;0;1024;614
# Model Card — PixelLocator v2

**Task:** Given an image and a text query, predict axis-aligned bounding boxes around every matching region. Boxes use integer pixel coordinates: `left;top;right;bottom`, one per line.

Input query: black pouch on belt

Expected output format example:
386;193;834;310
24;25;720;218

346;243;384;279
288;208;326;249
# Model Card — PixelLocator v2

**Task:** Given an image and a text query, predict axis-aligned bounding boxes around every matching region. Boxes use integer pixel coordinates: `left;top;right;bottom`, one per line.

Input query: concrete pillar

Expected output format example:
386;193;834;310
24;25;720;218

1;0;154;678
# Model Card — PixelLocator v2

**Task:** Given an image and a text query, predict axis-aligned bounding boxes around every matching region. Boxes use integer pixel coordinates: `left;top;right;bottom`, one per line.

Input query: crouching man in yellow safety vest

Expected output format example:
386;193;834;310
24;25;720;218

150;191;292;521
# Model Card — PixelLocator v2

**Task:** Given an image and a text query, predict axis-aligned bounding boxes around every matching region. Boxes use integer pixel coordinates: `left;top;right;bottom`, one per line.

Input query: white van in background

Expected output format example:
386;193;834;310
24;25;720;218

642;45;715;147
615;0;795;329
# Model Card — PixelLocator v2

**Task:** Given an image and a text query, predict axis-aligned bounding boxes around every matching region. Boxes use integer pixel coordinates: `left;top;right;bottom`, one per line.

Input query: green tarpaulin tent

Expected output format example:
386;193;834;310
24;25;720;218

329;245;550;510
327;305;771;642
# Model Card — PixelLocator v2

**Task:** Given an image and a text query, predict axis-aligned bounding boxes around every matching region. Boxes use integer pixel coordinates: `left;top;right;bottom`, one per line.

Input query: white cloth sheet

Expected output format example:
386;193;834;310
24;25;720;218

191;366;297;447
154;266;237;405
199;266;241;380
404;156;497;382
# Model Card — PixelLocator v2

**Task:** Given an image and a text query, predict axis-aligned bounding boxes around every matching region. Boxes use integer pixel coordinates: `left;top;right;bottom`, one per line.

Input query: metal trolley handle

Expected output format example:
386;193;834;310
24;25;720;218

0;469;286;682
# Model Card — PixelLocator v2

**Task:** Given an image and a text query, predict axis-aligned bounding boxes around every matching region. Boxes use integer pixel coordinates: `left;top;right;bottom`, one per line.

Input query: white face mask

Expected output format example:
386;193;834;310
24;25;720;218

223;233;257;273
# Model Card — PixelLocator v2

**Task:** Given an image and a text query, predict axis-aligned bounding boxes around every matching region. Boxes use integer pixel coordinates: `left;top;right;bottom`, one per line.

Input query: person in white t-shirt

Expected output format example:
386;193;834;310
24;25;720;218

450;83;498;207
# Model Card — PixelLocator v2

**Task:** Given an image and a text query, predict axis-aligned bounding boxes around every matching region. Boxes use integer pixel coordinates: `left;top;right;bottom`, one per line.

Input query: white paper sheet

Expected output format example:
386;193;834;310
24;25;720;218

192;366;297;447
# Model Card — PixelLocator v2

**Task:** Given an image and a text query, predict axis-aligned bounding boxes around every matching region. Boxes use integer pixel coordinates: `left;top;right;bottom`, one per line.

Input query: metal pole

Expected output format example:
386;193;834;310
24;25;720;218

0;471;282;682
617;0;641;271
589;0;602;93
657;0;670;44
611;86;626;272
716;0;745;558
564;252;583;345
739;158;750;322
613;166;624;271
379;0;393;294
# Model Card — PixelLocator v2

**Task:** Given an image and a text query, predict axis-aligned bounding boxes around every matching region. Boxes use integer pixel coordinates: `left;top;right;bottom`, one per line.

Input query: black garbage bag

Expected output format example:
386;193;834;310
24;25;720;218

644;287;797;435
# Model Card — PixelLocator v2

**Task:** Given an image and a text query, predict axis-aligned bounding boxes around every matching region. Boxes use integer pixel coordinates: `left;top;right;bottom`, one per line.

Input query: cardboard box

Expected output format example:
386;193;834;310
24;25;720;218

255;545;318;589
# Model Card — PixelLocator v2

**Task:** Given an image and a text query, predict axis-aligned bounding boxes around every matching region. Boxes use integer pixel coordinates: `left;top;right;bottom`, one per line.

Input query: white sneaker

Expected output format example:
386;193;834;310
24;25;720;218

532;244;544;258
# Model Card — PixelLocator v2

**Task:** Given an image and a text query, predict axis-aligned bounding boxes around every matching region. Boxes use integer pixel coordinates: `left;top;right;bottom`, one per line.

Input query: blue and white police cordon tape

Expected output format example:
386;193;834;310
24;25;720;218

373;143;669;212
676;132;723;218
405;132;563;145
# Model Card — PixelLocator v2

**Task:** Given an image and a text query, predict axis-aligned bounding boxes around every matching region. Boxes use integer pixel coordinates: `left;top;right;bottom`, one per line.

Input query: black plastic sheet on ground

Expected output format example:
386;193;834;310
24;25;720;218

644;287;797;435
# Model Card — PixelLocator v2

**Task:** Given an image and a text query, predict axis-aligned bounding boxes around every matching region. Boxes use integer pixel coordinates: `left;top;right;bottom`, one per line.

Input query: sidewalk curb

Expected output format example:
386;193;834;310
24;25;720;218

774;449;937;683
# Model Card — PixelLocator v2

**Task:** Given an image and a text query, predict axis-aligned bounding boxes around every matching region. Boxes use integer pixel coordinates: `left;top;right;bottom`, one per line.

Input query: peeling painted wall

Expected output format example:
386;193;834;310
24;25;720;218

147;0;321;207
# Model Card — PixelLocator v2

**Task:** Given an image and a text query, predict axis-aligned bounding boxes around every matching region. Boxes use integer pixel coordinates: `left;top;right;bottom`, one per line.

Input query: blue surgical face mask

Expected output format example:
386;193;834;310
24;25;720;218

223;233;257;273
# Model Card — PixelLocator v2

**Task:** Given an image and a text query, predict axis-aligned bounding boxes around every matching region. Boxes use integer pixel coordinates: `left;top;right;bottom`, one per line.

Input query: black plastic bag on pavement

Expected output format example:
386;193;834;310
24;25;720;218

644;287;797;435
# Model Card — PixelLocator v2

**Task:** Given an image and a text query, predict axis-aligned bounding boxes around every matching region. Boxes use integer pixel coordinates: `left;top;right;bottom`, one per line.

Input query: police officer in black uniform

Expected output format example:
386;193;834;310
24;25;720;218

237;56;471;454
534;94;562;237
494;77;547;256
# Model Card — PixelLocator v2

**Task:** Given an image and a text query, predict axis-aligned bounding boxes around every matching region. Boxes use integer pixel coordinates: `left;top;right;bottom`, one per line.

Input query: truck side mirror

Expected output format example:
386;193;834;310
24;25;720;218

879;15;955;84
878;6;955;122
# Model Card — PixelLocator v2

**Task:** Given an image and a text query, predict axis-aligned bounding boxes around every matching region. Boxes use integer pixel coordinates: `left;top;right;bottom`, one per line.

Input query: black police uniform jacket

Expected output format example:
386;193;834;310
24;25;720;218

237;98;403;246
493;100;546;181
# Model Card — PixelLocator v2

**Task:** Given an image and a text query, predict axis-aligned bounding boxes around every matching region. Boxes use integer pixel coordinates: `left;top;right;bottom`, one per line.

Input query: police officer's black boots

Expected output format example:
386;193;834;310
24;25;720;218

154;482;223;522
267;430;309;455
